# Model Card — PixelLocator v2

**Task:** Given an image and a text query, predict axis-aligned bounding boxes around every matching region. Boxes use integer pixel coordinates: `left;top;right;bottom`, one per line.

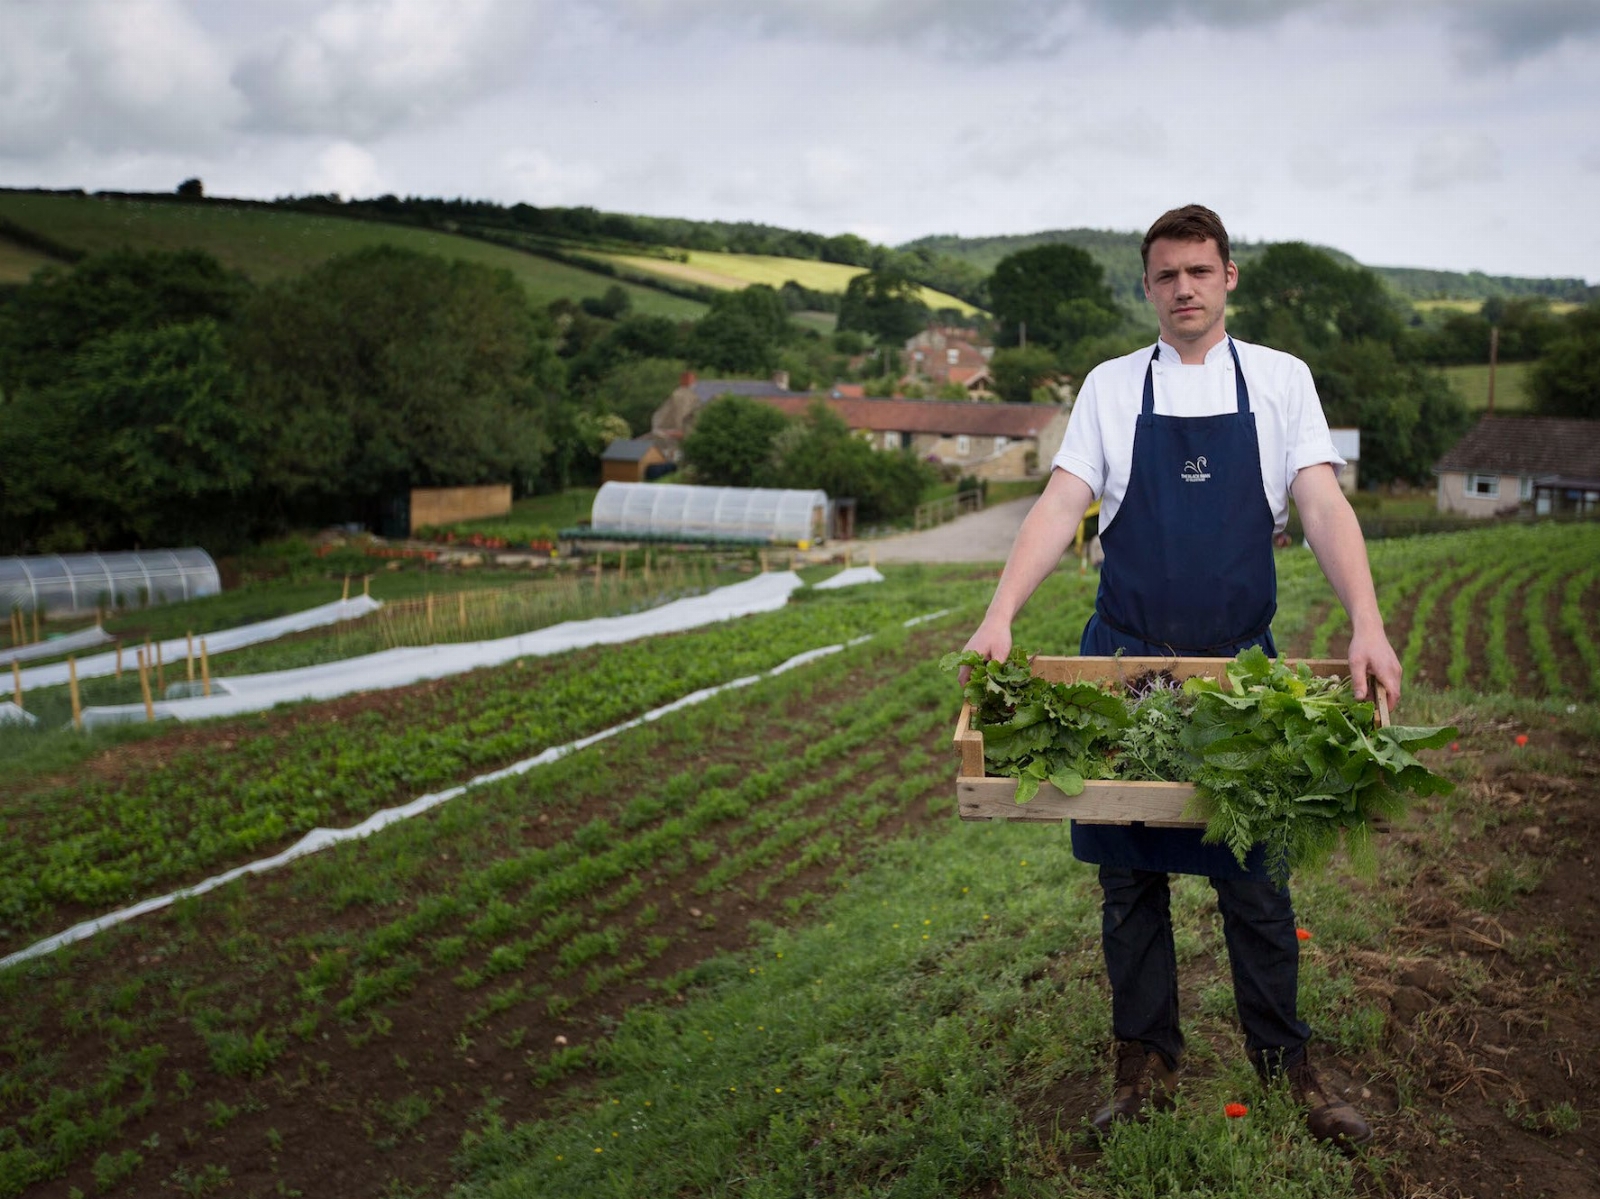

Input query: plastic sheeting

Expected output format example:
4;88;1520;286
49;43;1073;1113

811;566;884;590
590;483;828;545
18;596;382;692
0;549;220;617
1;625;114;666
0;701;38;727
78;572;813;727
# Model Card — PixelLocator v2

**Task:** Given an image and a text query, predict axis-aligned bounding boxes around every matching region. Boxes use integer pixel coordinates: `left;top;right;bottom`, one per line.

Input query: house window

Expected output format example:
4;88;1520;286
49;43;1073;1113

1519;476;1533;502
1466;474;1499;498
956;435;971;456
883;431;902;450
995;436;1009;451
947;349;960;365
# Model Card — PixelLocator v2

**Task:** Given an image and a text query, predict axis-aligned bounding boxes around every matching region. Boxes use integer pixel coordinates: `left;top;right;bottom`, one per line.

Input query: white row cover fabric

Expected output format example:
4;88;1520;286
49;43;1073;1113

78;571;828;727
591;482;828;544
0;549;220;617
1;605;944;972
0;701;39;727
1;624;114;666
18;596;382;692
811;566;884;590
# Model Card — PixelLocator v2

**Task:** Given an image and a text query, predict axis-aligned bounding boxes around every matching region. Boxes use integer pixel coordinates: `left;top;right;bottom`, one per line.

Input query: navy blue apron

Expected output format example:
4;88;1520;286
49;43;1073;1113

1074;339;1277;880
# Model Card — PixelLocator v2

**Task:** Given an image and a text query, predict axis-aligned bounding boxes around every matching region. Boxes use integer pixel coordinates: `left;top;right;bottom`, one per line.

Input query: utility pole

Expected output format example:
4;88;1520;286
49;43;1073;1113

1486;325;1499;415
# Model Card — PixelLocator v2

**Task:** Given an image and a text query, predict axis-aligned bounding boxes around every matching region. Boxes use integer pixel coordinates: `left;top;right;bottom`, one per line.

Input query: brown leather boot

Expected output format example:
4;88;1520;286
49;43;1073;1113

1090;1040;1179;1137
1288;1056;1372;1149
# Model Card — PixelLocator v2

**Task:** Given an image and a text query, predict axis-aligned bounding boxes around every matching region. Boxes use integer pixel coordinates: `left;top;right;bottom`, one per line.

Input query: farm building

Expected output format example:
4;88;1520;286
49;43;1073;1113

599;436;677;484
653;373;1070;481
1433;415;1600;517
1330;427;1361;494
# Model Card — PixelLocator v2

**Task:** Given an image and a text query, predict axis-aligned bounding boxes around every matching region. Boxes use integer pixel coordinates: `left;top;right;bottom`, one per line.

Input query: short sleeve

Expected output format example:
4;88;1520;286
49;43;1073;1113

1284;357;1345;488
1052;370;1106;497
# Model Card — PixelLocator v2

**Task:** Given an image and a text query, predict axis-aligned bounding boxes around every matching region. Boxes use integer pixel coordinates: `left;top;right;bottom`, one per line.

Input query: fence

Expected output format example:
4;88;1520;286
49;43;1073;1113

912;489;985;531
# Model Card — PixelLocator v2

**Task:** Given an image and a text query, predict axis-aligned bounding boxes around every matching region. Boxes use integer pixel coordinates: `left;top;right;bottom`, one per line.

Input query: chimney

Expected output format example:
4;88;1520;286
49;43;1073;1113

679;370;697;388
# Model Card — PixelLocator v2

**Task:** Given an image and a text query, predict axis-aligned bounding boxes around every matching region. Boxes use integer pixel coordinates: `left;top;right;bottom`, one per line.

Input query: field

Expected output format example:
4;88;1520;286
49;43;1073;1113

2;522;1599;1198
0;237;56;285
601;249;979;315
0;193;705;319
1440;362;1534;412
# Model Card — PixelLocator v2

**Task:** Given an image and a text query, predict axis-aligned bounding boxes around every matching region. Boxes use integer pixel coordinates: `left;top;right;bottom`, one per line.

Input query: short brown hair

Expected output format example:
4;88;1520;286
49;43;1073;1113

1141;205;1231;271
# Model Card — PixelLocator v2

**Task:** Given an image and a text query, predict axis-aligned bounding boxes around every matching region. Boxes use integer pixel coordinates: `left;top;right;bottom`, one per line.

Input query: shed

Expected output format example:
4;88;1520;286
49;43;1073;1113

0;549;221;617
1330;427;1361;494
588;483;829;546
600;437;671;485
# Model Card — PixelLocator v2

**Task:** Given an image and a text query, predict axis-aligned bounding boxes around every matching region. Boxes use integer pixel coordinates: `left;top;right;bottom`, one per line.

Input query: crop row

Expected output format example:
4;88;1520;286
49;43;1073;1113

0;577;984;944
0;619;965;1196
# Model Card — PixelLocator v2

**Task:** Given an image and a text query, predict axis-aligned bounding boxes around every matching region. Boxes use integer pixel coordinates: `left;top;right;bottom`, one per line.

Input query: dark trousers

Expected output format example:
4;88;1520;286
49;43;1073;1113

1099;866;1311;1073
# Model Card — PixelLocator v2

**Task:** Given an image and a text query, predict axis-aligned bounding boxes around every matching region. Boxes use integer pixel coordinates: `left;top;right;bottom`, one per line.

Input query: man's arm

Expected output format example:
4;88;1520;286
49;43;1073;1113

959;468;1095;682
1290;463;1401;704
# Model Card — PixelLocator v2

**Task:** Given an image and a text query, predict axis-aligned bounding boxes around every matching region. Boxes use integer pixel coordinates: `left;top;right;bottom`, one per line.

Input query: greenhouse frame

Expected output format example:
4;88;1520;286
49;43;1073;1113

585;483;830;546
0;549;221;617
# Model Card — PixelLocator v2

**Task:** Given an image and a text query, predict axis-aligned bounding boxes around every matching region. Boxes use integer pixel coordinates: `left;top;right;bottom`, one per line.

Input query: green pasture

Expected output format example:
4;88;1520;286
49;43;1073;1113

603;248;980;315
0;193;704;318
1440;361;1533;411
0;234;55;284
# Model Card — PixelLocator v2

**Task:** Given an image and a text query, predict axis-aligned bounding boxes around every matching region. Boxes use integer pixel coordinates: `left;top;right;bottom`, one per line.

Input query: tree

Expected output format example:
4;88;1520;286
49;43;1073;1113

687;285;792;375
988;244;1120;351
989;346;1061;404
0;248;250;393
835;267;930;346
176;177;204;199
233;245;553;522
1313;339;1473;486
769;401;934;522
1231;242;1404;353
1528;304;1600;419
588;357;689;436
680;395;791;487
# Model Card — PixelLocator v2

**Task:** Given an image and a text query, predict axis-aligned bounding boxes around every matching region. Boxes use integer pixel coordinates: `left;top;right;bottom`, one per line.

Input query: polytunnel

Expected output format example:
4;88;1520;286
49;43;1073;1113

586;483;829;546
0;549;221;617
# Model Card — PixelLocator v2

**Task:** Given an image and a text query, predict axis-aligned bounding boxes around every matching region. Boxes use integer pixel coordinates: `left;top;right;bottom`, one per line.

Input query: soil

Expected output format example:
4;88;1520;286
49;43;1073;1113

10;564;1600;1198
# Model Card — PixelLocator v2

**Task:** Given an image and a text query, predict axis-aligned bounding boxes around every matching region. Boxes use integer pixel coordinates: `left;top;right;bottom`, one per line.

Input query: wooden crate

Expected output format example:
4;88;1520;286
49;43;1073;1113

953;656;1384;825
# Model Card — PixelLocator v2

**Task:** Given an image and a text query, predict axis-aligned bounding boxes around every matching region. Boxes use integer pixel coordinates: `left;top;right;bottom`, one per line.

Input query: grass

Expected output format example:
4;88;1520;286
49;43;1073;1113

1440;361;1533;412
0;234;56;284
0;193;705;319
601;248;980;315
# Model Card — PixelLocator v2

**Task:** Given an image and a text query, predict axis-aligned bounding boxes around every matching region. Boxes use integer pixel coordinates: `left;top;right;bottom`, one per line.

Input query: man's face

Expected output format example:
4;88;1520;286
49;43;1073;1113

1142;237;1238;350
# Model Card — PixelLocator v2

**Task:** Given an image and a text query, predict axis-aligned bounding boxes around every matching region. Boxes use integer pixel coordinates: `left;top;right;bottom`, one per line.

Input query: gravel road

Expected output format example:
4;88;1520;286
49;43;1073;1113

860;496;1040;563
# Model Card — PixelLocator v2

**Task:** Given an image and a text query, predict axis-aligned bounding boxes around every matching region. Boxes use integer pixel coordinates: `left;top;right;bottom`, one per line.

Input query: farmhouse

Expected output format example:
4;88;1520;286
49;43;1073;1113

1433;415;1600;517
652;373;1070;480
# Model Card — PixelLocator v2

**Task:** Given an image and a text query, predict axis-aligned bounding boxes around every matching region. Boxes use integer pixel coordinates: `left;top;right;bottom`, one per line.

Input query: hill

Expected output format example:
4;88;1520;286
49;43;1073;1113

0;191;708;319
902;229;1597;307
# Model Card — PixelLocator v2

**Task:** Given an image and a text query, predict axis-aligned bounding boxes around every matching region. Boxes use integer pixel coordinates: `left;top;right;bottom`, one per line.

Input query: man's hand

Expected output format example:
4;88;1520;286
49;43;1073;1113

957;619;1012;686
1347;625;1401;708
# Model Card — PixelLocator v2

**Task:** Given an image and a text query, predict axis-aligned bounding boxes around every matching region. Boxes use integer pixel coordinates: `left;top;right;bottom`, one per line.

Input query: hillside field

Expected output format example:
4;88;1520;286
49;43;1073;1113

1441;361;1534;412
0;192;705;319
1;520;1598;1198
602;248;980;314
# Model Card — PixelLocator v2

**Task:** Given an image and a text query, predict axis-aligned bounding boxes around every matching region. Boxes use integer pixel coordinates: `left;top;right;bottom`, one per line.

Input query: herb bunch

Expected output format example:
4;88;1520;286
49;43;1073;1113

945;646;1458;884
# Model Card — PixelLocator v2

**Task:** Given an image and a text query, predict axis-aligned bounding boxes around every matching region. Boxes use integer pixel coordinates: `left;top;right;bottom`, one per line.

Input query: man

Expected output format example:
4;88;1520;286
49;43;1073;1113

959;204;1400;1149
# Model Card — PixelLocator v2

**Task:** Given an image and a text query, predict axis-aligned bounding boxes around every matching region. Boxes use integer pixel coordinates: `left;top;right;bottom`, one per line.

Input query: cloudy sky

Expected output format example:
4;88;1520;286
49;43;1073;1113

3;0;1599;282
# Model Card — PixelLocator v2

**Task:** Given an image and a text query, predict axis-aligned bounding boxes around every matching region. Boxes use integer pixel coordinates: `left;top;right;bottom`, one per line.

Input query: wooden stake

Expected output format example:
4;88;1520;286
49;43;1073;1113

116;641;124;680
11;660;20;710
760;549;769;574
137;649;154;722
155;639;165;696
363;574;371;597
426;592;435;633
201;639;211;697
32;607;40;643
342;574;350;601
594;553;603;586
9;609;18;646
458;591;467;631
69;656;81;730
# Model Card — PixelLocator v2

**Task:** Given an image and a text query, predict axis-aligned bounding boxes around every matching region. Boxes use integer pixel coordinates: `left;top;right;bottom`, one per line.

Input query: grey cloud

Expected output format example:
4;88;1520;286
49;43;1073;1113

231;0;546;139
1442;0;1600;61
1412;132;1501;191
0;0;243;157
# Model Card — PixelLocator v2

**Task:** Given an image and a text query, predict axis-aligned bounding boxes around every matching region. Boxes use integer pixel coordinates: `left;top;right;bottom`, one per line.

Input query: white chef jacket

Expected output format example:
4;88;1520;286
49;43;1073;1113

1052;336;1344;536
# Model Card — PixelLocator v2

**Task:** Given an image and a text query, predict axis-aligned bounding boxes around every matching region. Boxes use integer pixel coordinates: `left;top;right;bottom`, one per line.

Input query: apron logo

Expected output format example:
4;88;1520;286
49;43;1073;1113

1181;455;1211;483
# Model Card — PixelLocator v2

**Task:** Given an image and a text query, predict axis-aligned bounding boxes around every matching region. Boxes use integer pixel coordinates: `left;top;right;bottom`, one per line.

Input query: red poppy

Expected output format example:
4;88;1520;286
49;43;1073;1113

1225;1103;1249;1118
1515;734;1529;747
1296;928;1312;941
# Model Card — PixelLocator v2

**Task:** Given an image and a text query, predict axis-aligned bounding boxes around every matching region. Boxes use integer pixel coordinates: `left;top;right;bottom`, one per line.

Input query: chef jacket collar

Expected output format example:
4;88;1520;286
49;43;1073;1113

1153;336;1236;367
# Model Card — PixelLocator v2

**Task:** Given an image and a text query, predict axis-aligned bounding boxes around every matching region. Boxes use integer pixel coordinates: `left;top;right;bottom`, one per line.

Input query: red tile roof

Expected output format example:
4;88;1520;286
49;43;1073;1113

752;395;1064;437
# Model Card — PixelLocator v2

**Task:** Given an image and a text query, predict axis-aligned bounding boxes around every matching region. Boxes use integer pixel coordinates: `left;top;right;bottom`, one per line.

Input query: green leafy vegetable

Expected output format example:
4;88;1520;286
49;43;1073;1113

945;645;1458;884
